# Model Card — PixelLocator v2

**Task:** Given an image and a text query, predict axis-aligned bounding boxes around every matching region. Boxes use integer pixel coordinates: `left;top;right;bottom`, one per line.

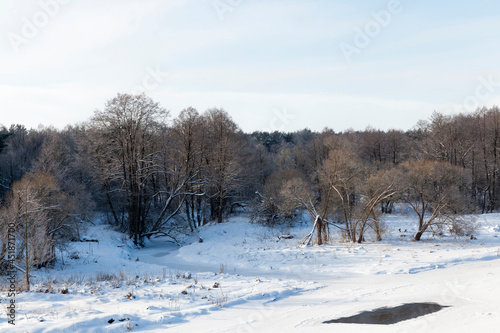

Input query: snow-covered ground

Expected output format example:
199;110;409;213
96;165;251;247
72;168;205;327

1;213;500;332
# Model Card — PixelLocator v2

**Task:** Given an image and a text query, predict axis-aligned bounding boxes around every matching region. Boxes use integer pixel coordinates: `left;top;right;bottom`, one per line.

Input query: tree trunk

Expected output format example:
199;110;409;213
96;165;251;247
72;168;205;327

316;216;323;245
218;186;224;223
105;188;120;225
185;200;194;231
196;195;203;227
24;216;30;291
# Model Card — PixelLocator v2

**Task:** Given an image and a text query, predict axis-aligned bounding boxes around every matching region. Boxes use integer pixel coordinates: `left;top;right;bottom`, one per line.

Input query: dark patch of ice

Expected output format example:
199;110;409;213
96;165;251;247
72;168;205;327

324;302;448;325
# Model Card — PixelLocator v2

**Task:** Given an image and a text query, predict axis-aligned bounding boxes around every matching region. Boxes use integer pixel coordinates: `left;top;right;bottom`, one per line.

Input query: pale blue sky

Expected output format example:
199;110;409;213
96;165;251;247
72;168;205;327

1;0;500;132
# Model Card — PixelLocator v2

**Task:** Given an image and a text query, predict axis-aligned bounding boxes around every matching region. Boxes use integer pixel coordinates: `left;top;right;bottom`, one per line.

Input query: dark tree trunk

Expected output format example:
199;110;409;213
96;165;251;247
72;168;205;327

316;216;324;245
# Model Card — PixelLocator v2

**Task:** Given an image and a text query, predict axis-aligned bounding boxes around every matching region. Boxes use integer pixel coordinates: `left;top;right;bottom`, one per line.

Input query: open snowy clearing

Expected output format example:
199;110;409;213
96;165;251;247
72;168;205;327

1;213;500;332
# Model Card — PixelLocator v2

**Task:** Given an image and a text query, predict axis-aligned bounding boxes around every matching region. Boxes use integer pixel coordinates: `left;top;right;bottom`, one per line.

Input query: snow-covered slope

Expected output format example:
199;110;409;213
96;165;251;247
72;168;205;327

1;214;500;332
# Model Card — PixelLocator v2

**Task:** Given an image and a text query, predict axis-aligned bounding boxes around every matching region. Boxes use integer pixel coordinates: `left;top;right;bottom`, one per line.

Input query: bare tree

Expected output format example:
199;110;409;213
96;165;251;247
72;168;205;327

251;168;304;226
90;93;168;246
277;176;327;245
0;172;75;290
476;107;500;212
317;139;395;243
170;107;206;230
355;170;396;242
202;108;246;223
397;160;471;240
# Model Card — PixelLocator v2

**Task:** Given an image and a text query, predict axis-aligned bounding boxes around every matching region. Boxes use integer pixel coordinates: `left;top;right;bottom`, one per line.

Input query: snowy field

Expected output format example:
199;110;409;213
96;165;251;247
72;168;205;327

1;213;500;332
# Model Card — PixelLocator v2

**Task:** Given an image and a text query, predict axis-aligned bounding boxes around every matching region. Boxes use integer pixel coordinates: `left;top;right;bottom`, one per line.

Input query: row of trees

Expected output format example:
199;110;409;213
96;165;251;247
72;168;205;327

0;94;498;284
87;94;253;246
0;94;255;252
250;133;472;244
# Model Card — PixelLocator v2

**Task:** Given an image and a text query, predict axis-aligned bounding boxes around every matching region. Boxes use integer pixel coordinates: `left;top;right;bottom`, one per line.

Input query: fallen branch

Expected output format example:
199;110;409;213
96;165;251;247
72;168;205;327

141;231;181;246
301;215;319;246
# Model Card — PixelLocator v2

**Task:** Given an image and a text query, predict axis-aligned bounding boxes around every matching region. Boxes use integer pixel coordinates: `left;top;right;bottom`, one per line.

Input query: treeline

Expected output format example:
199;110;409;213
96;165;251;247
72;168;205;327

0;93;499;268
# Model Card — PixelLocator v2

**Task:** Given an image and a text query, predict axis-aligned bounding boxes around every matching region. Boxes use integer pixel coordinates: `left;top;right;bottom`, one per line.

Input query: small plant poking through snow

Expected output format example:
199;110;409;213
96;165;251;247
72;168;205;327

126;290;135;300
211;289;228;307
169;297;180;311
